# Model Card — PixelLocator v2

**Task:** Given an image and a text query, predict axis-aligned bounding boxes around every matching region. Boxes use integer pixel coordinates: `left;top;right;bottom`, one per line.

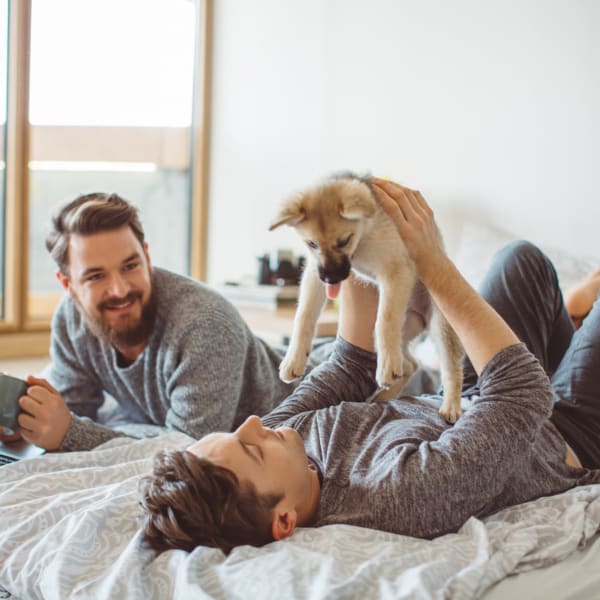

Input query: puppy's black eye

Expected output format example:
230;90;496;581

336;235;353;249
306;240;319;250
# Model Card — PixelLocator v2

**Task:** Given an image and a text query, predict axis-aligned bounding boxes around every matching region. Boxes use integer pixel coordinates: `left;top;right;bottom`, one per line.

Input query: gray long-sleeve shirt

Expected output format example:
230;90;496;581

50;268;294;451
263;339;600;538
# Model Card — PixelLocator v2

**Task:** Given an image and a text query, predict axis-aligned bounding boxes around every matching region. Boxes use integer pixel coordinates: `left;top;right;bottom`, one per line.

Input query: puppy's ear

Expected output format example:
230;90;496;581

338;180;376;220
269;195;306;230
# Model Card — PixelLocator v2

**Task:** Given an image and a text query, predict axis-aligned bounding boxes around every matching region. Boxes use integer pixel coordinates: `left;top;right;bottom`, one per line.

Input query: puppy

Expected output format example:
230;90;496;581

269;173;464;423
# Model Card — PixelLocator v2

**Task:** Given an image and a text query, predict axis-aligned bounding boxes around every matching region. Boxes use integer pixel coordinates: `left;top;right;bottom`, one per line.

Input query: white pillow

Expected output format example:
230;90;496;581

452;220;600;294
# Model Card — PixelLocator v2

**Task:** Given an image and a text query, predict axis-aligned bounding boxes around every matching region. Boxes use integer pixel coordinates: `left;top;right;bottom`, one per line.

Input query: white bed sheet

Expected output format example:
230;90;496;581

484;531;600;599
1;433;599;600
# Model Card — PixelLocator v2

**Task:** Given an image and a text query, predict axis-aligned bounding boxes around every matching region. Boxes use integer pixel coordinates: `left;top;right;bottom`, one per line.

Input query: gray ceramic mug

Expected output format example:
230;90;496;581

0;374;28;433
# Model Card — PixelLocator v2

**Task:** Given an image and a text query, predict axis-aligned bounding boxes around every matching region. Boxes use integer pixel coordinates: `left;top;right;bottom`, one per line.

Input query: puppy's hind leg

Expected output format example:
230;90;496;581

279;265;327;382
430;306;464;423
372;305;423;401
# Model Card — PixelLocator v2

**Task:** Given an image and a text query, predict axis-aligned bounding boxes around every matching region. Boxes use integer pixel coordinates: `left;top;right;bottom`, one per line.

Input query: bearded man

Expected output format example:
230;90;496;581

0;193;297;451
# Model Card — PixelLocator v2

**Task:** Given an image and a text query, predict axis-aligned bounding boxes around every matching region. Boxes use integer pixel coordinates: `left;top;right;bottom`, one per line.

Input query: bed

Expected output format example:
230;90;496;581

1;433;599;599
2;222;600;599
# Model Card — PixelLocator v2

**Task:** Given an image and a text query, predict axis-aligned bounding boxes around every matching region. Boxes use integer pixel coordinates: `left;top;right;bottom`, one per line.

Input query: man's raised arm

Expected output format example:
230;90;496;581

372;179;520;375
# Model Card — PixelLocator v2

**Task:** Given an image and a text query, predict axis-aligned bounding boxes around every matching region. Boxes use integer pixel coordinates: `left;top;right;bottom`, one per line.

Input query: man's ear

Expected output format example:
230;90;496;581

55;271;72;295
271;508;297;541
143;242;153;271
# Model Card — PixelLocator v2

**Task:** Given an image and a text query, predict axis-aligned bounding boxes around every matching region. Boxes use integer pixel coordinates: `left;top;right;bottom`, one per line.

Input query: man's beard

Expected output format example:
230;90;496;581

74;280;159;349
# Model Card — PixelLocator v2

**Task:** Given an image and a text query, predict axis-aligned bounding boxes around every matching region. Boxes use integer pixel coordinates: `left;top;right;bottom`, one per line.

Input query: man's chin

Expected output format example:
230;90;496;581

88;311;150;348
288;427;306;453
103;308;142;330
106;323;149;348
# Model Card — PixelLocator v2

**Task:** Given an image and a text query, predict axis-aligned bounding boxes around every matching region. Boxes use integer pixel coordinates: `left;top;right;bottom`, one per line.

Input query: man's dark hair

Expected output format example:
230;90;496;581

139;449;283;554
46;192;145;274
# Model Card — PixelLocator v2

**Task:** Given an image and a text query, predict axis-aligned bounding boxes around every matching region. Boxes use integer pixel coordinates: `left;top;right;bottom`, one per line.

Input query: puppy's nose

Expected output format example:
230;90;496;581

318;264;350;285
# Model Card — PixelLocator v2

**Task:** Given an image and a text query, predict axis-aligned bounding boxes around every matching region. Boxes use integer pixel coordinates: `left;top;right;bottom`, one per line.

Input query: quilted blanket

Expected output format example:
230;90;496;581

1;433;599;599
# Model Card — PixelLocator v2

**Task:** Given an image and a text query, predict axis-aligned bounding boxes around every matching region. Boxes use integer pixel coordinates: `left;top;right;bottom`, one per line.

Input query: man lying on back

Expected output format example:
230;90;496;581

140;180;600;553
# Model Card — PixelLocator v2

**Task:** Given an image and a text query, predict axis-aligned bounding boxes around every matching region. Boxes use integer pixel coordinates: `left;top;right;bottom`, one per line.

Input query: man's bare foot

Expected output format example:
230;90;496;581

564;268;600;329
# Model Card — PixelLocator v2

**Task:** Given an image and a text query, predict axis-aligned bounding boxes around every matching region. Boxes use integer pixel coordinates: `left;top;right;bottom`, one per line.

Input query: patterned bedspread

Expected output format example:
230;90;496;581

1;433;599;599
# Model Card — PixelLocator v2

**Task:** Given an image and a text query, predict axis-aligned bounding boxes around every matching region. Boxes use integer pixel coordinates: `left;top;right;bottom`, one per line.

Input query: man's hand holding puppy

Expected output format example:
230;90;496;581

15;376;72;451
372;178;519;376
372;179;448;285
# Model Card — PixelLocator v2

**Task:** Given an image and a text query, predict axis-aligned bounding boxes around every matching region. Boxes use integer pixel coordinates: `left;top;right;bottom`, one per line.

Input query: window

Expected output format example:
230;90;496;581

28;0;196;321
0;0;211;356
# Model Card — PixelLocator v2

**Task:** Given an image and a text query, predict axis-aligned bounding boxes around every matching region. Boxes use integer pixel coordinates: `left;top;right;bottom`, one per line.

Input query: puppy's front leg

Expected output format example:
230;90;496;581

376;265;417;390
279;265;327;382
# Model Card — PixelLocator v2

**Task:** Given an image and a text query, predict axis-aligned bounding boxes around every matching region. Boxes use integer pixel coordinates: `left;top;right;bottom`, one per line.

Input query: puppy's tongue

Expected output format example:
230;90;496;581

326;283;341;300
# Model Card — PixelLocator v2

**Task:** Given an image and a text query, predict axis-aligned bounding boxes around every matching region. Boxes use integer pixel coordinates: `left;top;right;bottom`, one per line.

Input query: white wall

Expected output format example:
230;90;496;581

206;0;600;285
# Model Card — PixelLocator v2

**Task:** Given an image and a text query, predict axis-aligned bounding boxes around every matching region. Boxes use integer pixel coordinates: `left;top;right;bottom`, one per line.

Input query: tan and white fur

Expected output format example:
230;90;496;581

269;173;464;423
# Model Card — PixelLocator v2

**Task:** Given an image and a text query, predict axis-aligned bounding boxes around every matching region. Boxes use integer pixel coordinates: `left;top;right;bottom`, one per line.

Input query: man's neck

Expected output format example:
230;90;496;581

298;466;321;526
115;341;147;365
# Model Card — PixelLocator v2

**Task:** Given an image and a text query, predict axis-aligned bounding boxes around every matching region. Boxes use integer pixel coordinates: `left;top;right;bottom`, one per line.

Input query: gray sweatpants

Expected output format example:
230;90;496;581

462;240;600;468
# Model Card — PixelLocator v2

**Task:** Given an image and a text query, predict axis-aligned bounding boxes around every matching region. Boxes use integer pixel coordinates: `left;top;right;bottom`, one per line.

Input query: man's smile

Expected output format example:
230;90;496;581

100;293;142;314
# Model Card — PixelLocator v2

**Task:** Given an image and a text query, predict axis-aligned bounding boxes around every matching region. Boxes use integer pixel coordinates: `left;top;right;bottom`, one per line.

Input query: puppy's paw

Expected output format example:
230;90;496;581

376;351;406;390
373;354;416;400
439;397;462;424
372;377;410;402
279;352;308;383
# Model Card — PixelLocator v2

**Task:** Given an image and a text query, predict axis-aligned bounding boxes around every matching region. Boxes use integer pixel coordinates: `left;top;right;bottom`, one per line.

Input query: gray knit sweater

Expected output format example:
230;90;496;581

263;339;600;538
50;268;295;451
